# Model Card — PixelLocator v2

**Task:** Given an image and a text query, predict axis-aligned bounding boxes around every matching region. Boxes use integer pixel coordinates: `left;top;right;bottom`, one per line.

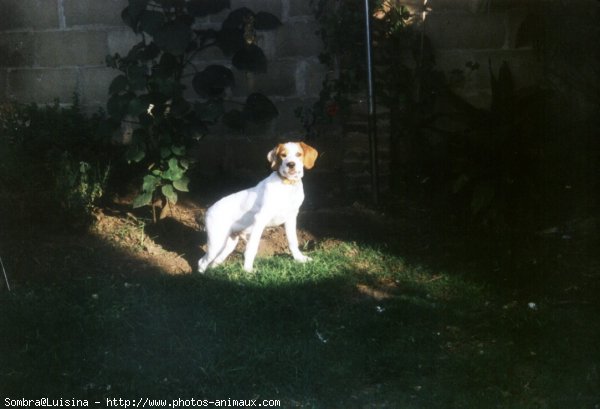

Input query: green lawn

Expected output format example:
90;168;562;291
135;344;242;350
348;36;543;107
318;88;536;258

1;235;598;408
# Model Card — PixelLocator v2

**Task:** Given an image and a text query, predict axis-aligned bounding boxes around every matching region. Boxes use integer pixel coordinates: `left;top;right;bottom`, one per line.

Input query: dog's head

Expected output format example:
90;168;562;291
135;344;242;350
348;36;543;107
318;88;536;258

267;142;318;182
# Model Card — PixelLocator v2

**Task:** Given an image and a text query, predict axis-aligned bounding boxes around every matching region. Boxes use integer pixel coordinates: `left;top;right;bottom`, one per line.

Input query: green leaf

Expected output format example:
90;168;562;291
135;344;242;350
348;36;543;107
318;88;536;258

195;100;224;123
154;53;180;78
184;120;207;139
151;77;181;97
107;93;132;119
154;21;192;55
232;45;267;73
121;7;139;32
218;8;253;55
131;128;148;144
173;176;190;192
109;75;128;95
128;0;149;19
192;65;235;97
170;145;186;156
244;93;278;122
179;159;190;170
168;157;181;172
139;10;165;35
222;109;245;130
127;97;147;116
127;65;147;90
160;147;172;159
122;0;149;32
170;97;191;117
125;145;146;163
162;157;184;181
216;27;245;56
254;12;282;30
132;191;153;208
142;174;159;192
222;7;254;31
139;42;161;61
161;184;178;204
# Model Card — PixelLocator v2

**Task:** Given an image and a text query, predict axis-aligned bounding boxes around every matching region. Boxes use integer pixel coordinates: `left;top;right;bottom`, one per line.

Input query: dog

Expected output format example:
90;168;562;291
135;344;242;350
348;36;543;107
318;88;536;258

198;142;318;273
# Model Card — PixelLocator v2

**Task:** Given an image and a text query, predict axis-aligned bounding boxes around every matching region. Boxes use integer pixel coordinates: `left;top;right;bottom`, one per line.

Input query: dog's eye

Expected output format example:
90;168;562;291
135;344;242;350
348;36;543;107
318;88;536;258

280;153;287;158
296;152;302;157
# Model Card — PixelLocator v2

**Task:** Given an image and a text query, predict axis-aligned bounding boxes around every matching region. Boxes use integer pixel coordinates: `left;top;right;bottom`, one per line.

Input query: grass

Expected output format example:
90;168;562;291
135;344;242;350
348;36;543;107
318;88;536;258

1;236;598;408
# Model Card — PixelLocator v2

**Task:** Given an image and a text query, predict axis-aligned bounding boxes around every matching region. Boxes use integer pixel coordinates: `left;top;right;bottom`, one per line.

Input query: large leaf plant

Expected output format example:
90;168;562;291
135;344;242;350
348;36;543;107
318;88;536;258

106;0;281;217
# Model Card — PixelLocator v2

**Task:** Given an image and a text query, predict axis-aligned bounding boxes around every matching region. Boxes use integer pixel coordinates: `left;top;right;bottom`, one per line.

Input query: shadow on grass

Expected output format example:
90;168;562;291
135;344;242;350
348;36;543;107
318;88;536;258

0;240;440;407
1;200;599;408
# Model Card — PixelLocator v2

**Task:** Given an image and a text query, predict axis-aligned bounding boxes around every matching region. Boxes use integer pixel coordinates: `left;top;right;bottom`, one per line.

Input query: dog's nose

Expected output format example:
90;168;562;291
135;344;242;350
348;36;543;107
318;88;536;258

287;162;296;169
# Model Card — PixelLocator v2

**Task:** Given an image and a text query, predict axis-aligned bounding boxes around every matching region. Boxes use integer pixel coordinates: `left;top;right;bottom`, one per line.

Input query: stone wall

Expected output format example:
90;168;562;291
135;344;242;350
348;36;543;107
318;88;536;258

0;0;597;202
0;0;325;139
424;0;543;109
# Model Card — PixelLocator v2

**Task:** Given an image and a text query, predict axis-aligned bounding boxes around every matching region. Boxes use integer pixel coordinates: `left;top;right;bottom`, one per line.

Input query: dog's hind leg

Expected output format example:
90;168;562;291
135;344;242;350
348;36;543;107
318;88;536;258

198;229;230;273
210;235;239;268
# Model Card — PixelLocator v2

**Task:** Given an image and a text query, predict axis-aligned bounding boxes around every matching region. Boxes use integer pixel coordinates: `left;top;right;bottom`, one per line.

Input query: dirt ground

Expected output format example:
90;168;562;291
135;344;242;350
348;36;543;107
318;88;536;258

89;193;406;276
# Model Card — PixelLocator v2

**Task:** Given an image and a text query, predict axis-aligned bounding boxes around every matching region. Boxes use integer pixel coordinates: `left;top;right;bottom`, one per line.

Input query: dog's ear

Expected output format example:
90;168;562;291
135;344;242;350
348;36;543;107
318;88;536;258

267;144;283;170
300;142;318;170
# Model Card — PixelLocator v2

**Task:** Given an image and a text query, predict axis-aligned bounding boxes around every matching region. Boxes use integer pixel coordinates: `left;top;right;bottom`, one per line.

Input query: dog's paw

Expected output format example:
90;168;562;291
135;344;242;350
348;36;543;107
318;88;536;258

197;260;208;274
294;254;312;263
243;263;254;273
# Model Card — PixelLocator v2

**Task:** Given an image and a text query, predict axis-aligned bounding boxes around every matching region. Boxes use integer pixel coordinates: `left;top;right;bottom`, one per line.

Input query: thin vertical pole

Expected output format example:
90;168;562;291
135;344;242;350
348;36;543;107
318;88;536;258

1;256;10;292
363;0;380;204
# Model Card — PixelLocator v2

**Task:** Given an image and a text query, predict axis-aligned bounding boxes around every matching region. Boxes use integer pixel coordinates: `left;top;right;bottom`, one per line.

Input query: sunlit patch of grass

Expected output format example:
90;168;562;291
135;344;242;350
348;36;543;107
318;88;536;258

0;239;598;408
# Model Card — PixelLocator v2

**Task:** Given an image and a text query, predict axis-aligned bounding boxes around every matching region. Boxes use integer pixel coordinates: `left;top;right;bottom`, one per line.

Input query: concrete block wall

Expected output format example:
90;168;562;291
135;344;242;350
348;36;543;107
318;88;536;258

0;0;126;106
421;0;544;109
0;0;326;141
1;0;596;202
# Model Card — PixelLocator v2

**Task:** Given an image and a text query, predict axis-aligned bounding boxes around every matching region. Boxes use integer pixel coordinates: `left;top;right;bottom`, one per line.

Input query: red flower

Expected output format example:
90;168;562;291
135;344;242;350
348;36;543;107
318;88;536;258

325;101;339;117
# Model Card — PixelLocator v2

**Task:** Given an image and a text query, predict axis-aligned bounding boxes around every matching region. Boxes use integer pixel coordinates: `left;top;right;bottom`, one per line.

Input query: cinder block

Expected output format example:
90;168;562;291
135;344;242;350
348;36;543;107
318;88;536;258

299;57;326;98
424;11;506;49
437;48;541;89
427;0;524;13
436;48;541;109
80;67;119;107
230;0;282;19
0;0;59;31
273;21;322;58
288;0;313;17
35;31;108;67
0;33;35;68
270;97;317;137
427;0;481;12
107;28;142;57
64;0;128;27
8;68;79;104
232;59;297;98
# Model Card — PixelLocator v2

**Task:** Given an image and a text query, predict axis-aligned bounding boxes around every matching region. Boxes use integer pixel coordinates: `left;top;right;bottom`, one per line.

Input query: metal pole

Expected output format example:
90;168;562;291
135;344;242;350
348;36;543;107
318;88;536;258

363;0;380;205
1;256;10;291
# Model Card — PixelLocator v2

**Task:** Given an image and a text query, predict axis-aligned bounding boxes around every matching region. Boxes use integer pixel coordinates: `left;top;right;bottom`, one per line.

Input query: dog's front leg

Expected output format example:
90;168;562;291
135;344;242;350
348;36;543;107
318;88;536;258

243;216;268;272
285;216;311;263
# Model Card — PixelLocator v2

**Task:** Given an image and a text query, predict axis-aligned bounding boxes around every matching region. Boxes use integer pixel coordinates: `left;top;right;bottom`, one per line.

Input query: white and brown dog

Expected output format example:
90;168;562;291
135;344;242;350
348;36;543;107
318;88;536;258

198;142;318;273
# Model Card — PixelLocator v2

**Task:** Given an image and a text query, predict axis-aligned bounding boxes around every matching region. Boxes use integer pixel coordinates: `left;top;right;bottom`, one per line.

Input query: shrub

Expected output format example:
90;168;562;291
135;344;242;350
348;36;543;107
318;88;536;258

0;96;115;228
107;0;281;217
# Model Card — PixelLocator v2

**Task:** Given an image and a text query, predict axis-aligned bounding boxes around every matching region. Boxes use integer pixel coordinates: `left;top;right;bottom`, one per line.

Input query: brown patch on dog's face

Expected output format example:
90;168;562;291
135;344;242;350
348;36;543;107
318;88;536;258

268;144;287;170
267;142;318;182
